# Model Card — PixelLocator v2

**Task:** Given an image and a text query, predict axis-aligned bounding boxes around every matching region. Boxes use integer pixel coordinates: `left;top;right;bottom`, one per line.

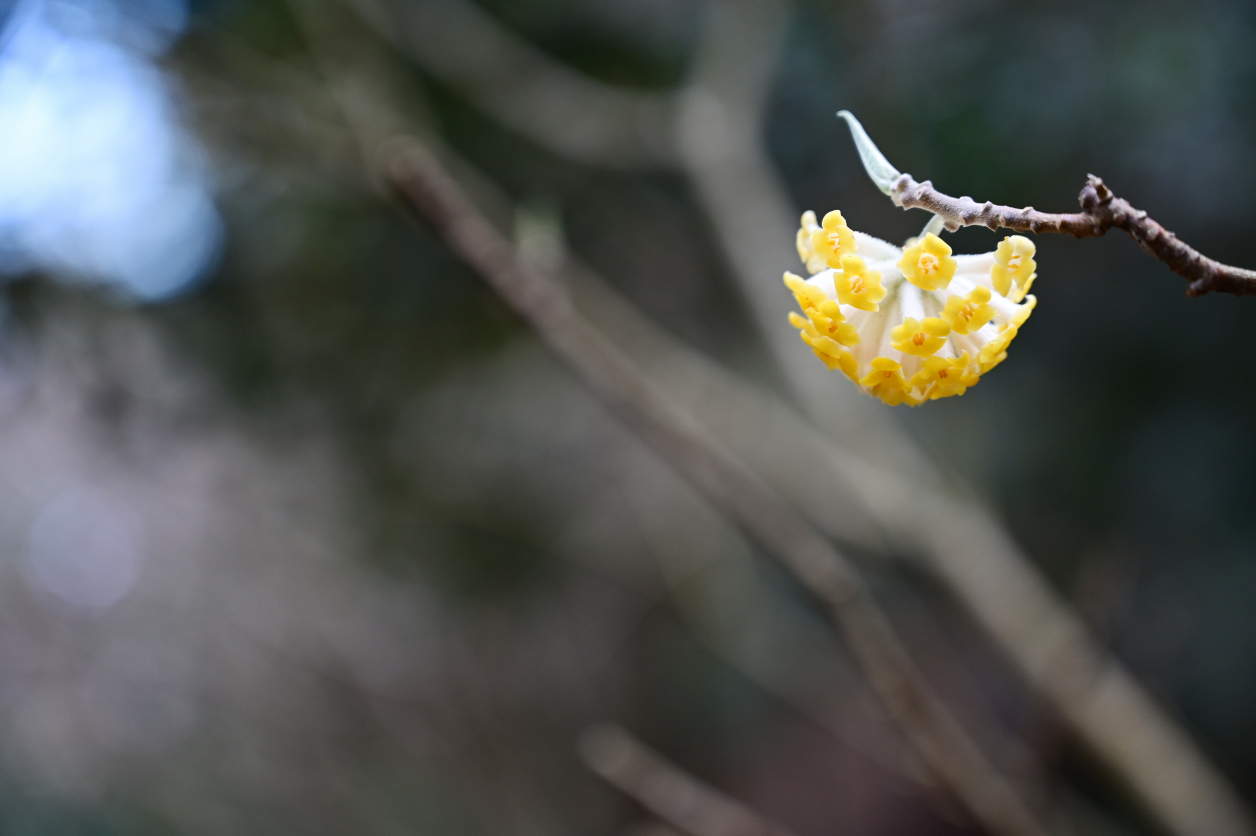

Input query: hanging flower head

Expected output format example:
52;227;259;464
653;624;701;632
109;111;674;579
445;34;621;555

787;217;1037;406
785;111;1041;405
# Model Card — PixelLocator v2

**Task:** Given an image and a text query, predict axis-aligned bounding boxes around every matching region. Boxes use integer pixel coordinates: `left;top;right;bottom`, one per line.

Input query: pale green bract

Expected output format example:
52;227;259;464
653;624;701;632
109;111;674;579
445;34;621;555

836;110;900;195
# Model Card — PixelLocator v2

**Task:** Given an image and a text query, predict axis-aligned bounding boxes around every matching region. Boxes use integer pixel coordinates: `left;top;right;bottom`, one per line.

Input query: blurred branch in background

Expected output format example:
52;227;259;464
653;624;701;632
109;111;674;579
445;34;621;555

579;723;799;836
281;9;1055;813
325;3;1256;835
281;0;947;801
347;0;678;168
388;134;1057;836
890;173;1256;297
619;444;932;791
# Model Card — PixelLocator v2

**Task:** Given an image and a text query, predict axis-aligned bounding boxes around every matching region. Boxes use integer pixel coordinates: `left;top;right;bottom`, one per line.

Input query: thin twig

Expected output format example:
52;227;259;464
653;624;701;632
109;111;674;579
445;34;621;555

579;724;799;836
892;173;1256;297
388;138;1055;836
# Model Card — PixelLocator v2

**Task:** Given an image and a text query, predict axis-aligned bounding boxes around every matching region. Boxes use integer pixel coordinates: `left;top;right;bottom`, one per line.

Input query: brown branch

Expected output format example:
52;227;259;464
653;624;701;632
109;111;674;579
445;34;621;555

891;173;1256;297
388;137;1057;836
579;724;800;836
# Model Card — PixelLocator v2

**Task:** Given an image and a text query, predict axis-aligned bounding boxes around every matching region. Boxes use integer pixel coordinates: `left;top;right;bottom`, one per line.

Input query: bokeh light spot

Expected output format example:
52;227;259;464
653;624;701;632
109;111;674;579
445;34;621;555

25;485;145;613
0;0;221;301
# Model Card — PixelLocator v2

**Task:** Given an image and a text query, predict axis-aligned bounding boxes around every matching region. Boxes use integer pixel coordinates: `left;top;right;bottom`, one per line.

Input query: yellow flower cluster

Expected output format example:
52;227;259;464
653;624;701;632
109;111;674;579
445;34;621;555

786;210;1037;405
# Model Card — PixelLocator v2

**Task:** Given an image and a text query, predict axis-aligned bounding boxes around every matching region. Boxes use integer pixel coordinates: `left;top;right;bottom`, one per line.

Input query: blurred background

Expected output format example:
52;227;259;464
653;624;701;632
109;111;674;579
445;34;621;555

0;0;1254;834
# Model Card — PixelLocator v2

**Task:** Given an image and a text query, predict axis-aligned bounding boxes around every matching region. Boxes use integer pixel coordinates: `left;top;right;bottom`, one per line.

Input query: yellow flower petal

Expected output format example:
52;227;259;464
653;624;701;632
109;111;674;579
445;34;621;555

1009;294;1037;328
783;271;826;310
1007;272;1036;304
978;324;1019;372
795;211;828;274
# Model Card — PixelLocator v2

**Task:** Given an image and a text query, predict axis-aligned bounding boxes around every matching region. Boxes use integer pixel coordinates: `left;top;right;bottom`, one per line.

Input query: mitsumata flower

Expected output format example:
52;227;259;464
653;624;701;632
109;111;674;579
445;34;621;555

786;210;1037;406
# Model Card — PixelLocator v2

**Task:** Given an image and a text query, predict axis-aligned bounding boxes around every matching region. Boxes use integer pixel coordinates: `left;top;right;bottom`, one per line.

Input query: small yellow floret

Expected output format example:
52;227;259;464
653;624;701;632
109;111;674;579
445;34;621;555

991;235;1036;297
859;357;914;405
804;334;858;378
810;210;857;269
978;324;1018;372
890;317;950;357
787;309;857;379
795;211;828;274
832;255;886;311
783;271;826;310
910;354;978;400
940;286;996;335
805;300;859;346
898;233;957;292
